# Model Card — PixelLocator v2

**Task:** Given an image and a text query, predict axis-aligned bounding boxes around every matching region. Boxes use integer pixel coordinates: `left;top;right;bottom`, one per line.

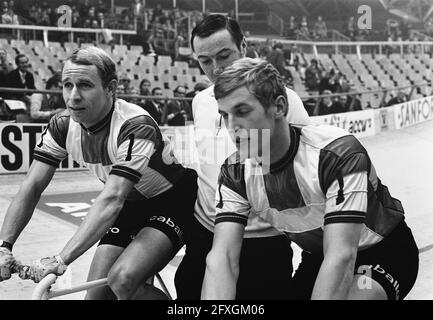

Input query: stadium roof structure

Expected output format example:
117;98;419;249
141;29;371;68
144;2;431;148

380;0;433;22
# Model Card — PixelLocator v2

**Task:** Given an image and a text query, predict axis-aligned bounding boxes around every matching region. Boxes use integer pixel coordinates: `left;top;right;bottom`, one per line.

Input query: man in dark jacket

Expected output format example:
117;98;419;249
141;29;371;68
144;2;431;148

6;54;36;100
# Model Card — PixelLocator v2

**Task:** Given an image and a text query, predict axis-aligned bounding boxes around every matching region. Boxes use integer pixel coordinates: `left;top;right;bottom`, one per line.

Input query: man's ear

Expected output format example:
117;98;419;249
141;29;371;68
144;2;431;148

240;39;247;56
274;95;288;119
107;79;118;95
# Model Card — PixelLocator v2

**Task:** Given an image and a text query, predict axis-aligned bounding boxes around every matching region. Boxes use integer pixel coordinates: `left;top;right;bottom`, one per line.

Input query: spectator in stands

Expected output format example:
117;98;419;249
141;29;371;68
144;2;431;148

319;68;341;94
151;3;163;23
346;93;363;112
97;12;105;28
166;85;187;126
142;86;164;125
0;48;13;85
313;89;345;116
118;73;136;95
258;41;272;60
185;82;208;120
6;54;36;101
71;10;81;27
346;16;356;40
79;0;91;19
46;7;57;26
266;43;290;79
400;19;410;40
29;73;65;123
313;16;327;40
285;16;297;39
386;91;407;107
305;59;321;91
131;0;145;19
27;4;35;21
298;16;309;38
286;44;301;69
1;2;17;24
245;42;259;59
385;19;401;41
139;78;152;98
336;71;351;93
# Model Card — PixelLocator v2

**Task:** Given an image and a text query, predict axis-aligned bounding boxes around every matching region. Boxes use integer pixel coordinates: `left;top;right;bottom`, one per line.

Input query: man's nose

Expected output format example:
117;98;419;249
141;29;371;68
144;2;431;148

213;62;224;77
226;114;240;132
69;86;81;101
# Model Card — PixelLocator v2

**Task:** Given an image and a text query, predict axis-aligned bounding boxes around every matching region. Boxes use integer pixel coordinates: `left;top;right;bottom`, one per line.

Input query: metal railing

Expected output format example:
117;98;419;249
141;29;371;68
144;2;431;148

0;24;136;46
2;81;431;123
246;37;433;57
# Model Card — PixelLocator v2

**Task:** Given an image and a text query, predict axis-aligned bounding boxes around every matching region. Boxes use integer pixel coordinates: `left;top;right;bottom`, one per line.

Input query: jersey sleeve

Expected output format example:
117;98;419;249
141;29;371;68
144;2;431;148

110;115;160;183
319;136;370;225
33;113;69;167
215;162;251;226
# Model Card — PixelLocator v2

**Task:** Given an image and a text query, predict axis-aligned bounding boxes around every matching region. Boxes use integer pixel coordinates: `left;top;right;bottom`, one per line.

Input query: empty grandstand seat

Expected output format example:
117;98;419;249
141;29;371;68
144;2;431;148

174;61;189;73
158;55;172;66
130;45;142;53
28;40;44;49
48;41;62;50
187;67;201;76
64;42;79;53
10;39;25;49
139;56;156;66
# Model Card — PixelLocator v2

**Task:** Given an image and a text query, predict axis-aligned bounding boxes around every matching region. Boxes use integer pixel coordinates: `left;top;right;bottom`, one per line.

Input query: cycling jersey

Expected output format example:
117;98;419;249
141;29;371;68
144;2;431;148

192;85;310;237
216;124;405;254
33;99;186;199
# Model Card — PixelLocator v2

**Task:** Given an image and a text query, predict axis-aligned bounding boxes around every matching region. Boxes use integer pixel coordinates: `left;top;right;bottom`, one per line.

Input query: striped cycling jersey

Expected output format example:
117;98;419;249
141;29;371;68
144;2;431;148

33;99;185;199
215;124;405;254
191;85;310;238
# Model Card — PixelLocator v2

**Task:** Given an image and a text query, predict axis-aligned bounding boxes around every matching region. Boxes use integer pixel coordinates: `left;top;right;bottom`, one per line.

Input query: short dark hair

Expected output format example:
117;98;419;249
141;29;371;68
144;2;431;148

151;87;162;95
190;14;244;52
140;78;151;87
46;73;62;90
15;54;28;66
174;85;186;93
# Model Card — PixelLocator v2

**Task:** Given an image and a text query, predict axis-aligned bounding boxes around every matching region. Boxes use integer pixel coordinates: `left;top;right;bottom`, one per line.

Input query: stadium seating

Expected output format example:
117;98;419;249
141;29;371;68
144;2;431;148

2;35;430;109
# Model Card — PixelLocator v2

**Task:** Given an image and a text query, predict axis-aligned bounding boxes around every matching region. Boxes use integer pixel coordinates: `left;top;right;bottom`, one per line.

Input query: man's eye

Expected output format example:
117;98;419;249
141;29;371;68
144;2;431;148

63;83;72;89
236;110;249;116
218;54;230;60
200;59;211;65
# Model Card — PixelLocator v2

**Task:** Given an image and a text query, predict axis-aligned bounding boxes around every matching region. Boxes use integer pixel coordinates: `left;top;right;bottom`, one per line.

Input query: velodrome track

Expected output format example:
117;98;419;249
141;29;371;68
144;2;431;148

0;120;432;300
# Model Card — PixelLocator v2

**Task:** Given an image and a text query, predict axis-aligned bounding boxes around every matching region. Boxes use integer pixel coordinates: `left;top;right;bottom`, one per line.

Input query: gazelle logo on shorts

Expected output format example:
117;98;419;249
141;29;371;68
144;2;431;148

356;264;400;299
150;216;184;242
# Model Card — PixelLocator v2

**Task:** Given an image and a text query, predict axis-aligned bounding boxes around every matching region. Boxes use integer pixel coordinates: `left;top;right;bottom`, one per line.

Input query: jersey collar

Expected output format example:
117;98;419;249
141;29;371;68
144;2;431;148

80;106;114;135
269;125;301;173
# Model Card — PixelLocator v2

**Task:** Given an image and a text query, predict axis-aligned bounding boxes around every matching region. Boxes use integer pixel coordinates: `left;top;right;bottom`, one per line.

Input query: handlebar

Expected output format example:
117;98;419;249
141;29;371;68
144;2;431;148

10;262;170;300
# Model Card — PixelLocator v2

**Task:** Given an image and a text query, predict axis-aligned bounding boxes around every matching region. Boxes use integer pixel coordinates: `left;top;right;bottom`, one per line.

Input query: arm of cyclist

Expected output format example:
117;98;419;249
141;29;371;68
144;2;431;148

201;220;245;300
0;161;56;281
29;174;135;283
311;222;362;299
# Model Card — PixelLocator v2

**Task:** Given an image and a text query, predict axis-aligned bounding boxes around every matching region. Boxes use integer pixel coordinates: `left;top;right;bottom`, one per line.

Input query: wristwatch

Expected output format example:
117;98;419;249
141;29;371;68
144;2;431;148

0;240;13;251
